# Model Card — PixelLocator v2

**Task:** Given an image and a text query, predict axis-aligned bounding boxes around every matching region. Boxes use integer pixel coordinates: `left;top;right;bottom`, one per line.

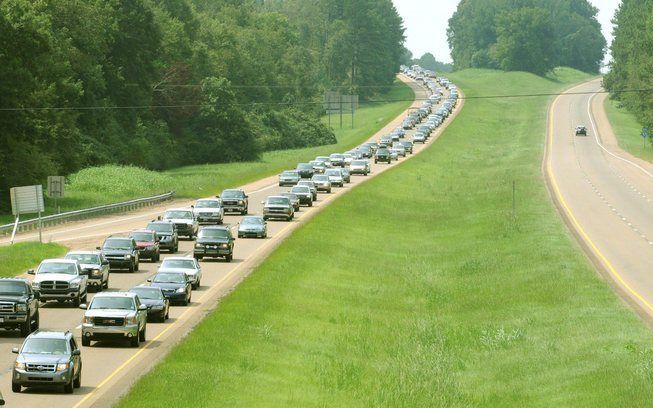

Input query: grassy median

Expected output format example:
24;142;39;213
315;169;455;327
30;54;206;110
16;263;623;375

604;98;653;163
0;242;68;277
119;67;653;406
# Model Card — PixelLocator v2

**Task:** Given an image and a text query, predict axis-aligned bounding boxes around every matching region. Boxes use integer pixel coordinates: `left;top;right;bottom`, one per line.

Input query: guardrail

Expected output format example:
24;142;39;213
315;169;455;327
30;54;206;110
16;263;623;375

0;191;175;236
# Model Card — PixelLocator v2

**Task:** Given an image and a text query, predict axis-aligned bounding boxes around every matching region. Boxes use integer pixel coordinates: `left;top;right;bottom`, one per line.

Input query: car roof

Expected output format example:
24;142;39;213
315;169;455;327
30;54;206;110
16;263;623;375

130;229;155;234
93;291;137;299
130;285;162;291
162;256;196;261
222;188;244;192
27;330;72;340
66;250;102;255
0;277;30;283
201;225;230;230
196;198;220;202
165;208;193;212
41;258;78;264
242;215;264;220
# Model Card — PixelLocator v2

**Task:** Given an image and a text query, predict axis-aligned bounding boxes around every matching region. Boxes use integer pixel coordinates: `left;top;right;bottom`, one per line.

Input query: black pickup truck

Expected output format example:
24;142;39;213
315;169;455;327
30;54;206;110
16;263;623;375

0;279;39;336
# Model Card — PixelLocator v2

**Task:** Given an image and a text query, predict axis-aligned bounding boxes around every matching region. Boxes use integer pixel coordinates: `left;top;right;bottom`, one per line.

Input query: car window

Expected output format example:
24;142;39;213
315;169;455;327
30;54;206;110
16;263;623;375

147;223;173;234
130;287;163;300
164;211;193;219
198;229;229;239
129;232;155;242
161;259;196;270
65;253;100;264
242;217;263;225
38;262;77;275
267;197;289;205
0;281;28;295
195;200;220;208
103;239;133;250
153;273;186;284
221;190;243;199
90;297;136;310
21;339;69;355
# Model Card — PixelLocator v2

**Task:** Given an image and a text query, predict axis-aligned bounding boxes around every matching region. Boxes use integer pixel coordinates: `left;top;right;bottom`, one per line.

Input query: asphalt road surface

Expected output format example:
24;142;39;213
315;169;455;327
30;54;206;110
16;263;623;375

547;78;653;320
0;74;463;407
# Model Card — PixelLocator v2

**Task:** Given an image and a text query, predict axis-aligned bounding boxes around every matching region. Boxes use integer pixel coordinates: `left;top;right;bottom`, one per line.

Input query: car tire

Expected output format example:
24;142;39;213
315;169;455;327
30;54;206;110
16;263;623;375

159;312;166;323
73;368;81;388
104;275;109;289
12;382;20;393
130;334;139;348
81;291;87;304
32;310;40;331
139;325;146;342
128;263;135;273
226;254;233;262
155;252;160;262
64;378;74;394
82;336;91;347
135;260;140;271
309;201;313;207
19;319;31;337
173;243;179;253
72;296;80;308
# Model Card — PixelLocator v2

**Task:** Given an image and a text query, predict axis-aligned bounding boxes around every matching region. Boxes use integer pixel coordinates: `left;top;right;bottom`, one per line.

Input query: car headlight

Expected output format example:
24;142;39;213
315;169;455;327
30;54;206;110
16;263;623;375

56;362;70;371
16;304;27;312
14;361;25;370
32;281;40;289
195;243;204;248
176;287;186;293
83;316;92;324
92;269;102;277
220;243;229;248
70;281;80;289
124;254;131;260
127;315;138;324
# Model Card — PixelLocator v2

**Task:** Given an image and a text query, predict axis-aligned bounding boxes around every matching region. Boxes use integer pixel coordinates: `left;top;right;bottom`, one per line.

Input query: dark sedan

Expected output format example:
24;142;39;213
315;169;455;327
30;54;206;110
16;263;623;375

374;148;392;164
129;286;169;322
147;271;192;306
193;226;235;262
280;192;301;211
290;186;313;206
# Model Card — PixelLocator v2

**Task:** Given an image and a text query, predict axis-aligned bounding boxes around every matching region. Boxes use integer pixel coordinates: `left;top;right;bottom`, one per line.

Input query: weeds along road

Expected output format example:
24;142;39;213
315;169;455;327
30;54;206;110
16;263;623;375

547;78;653;321
0;74;463;408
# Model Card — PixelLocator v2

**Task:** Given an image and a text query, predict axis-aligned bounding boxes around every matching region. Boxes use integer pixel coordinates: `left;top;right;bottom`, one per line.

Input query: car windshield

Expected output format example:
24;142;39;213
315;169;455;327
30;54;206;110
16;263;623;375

309;161;324;166
0;281;27;295
377;149;389;154
65;253;100;264
130;232;154;242
330;154;343;159
326;170;341;176
195;200;220;208
221;190;243;199
130;287;163;300
198;229;229;239
313;175;328;181
90;297;135;310
298;181;313;187
352;160;366;166
153;273;186;284
147;223;173;234
164;211;192;219
38;262;77;275
267;197;289;205
281;171;298;177
161;259;196;270
281;193;298;200
21;339;68;355
297;163;312;170
316;156;329;161
103;239;132;250
291;187;310;194
241;217;264;225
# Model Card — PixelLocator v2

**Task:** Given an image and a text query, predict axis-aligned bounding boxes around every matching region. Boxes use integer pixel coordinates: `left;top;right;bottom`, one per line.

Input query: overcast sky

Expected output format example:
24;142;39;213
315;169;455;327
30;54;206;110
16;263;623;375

393;0;621;65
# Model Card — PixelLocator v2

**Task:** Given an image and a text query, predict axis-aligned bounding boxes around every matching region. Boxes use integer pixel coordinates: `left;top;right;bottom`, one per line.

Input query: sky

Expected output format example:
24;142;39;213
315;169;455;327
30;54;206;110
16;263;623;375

393;0;621;65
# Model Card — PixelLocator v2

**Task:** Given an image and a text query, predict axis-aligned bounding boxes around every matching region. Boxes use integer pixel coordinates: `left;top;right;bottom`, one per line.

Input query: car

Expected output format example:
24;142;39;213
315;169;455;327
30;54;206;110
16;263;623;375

412;133;426;144
280;192;301;211
389;149;399;160
80;292;148;347
391;145;406;157
193;226;235;263
379;136;392;147
128;229;160;262
350;159;370;176
329;153;345;167
0;278;39;336
148;271;192;306
278;170;301;186
128;286;169;323
315;156;333;168
158;257;203;288
357;145;373;158
98;236;140;272
400;140;414;154
162;208;198;239
309;160;327;174
342;153;354;166
325;168;344;187
238;216;268;238
575;125;587;136
340;167;351;183
193;198;224;224
29;259;88;307
297;180;318;200
290;185;313;206
374;148;392;164
64;251;110;291
311;174;332;193
296;162;315;178
146;221;179;253
12;330;81;393
219;189;249;215
262;196;295;221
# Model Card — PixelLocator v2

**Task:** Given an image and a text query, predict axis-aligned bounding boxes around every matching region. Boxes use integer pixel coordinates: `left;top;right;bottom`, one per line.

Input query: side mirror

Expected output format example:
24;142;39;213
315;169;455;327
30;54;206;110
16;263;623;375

245;195;249;199
191;205;195;209
260;201;265;205
78;304;87;310
138;304;147;311
146;278;152;282
157;216;162;221
72;349;81;356
27;269;35;275
33;292;40;300
79;269;88;275
96;246;101;250
12;348;19;354
102;261;109;266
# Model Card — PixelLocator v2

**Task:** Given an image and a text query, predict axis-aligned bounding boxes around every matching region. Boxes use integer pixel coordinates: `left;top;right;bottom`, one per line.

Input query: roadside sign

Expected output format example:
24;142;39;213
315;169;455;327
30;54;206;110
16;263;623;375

10;185;44;216
47;176;65;198
642;127;649;139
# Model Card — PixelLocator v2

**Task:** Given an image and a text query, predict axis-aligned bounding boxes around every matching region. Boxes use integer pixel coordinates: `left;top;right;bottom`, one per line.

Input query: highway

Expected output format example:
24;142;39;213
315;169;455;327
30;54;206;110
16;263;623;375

0;74;463;407
547;78;653;320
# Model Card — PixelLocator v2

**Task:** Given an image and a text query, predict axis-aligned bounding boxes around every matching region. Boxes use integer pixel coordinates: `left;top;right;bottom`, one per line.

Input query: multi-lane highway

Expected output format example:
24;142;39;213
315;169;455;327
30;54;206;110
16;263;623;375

547;78;653;320
0;74;463;407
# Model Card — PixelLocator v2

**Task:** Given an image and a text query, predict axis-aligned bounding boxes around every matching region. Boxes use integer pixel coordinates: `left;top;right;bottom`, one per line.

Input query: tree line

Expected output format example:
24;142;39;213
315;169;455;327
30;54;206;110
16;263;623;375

603;0;653;132
401;50;453;73
0;0;405;211
447;0;606;75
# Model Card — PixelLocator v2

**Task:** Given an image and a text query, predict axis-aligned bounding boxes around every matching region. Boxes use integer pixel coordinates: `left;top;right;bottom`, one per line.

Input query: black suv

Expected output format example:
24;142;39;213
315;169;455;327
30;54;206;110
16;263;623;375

296;163;315;178
146;221;179;253
575;125;587;136
374;148;392;164
219;189;249;215
0;279;39;336
98;237;140;272
12;330;82;393
193;226;235;262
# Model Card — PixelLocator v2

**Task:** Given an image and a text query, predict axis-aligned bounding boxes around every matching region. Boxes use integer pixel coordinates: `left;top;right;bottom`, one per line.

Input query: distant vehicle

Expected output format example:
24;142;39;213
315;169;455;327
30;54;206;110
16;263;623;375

193;198;224;225
315;156;333;168
158;257;203;288
329;153;345;167
400;140;414;154
29;259;88;307
278;170;301;186
0;278;39;336
238;216;268;239
325;168;344;187
374;148;392;164
311;174;332;193
148;271;192;306
162;208;198;239
340;167;351;183
146;221;179;253
296;162;315;178
263;196;295;221
128;286;169;323
290;185;313;206
297;180;318;200
280;192;301;211
128;229;160;262
65;251;110;291
350;160;370;176
12;330;82;393
80;292;148;347
193;226;235;262
219;189;248;215
575;125;587;136
412;133;426;144
97;236;140;272
391;143;407;157
309;160;327;174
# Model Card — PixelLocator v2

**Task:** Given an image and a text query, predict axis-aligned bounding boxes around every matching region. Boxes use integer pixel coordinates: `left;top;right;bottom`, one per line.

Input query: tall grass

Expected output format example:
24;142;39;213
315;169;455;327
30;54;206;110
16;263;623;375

0;242;68;277
603;98;653;163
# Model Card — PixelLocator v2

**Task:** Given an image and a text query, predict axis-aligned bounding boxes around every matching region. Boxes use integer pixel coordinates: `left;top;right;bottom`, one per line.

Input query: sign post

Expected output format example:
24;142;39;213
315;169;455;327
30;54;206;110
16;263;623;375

642;127;649;147
10;185;45;244
47;176;65;213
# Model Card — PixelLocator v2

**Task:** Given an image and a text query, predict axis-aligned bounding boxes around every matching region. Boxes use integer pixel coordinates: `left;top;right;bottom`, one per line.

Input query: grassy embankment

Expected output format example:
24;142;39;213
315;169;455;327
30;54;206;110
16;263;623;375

0;81;414;225
0;242;67;277
119;67;653;407
603;98;653;162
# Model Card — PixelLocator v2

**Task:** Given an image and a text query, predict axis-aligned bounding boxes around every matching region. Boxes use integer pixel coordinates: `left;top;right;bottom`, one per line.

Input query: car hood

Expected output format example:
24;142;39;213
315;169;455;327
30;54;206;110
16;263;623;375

140;298;165;307
79;263;100;270
18;353;69;365
194;208;221;214
196;237;229;245
158;267;198;275
34;273;78;283
103;249;131;256
135;242;155;248
84;309;135;318
164;218;194;224
0;294;29;303
239;224;264;231
151;282;186;290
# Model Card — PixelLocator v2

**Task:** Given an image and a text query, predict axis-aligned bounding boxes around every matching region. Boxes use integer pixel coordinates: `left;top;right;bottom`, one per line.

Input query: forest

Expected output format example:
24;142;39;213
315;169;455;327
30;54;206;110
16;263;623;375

603;0;653;131
447;0;605;75
0;0;405;211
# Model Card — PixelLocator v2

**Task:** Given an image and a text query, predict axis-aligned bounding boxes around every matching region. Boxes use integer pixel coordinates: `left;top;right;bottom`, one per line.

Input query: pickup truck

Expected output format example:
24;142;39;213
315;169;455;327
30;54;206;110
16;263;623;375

0;278;40;336
30;259;88;307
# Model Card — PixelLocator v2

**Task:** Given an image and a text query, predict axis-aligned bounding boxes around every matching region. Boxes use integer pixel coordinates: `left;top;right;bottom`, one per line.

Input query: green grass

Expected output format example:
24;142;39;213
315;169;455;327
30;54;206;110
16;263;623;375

118;67;653;407
603;98;653;162
0;82;413;225
0;242;68;277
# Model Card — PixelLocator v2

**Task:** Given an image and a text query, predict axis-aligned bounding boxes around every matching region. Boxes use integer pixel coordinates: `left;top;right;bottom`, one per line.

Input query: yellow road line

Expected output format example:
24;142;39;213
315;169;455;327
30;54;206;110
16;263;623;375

546;86;653;314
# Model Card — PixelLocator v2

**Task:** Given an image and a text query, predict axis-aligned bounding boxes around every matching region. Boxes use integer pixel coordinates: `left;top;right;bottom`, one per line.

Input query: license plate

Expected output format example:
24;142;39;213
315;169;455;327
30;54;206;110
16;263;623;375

0;317;5;323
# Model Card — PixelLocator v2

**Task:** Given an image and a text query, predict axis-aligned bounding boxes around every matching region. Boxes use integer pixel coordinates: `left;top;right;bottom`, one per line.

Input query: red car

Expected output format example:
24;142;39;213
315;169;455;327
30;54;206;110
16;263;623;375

128;229;160;262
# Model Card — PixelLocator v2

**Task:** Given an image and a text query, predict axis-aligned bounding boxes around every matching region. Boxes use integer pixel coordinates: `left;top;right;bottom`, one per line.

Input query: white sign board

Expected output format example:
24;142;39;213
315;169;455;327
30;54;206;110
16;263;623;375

47;176;65;198
10;185;45;215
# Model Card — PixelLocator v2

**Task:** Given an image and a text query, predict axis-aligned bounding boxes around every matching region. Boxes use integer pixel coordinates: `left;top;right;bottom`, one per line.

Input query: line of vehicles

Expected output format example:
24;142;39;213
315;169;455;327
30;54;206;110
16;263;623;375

3;68;456;396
